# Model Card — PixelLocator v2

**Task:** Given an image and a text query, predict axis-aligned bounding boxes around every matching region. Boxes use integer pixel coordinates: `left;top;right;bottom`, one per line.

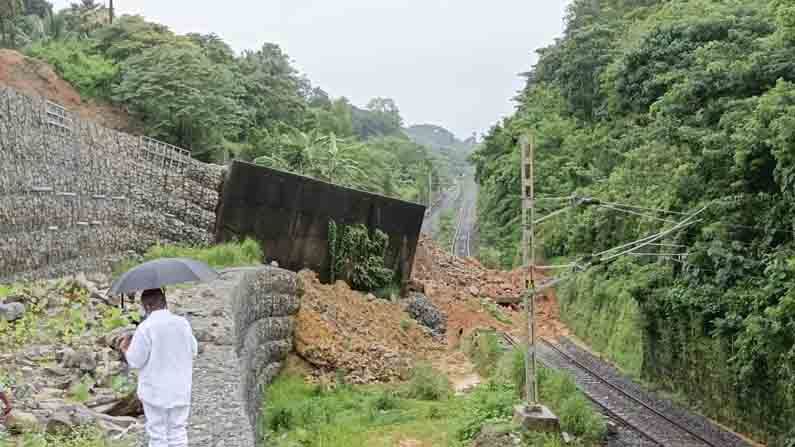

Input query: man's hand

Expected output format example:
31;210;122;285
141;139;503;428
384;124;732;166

119;335;132;353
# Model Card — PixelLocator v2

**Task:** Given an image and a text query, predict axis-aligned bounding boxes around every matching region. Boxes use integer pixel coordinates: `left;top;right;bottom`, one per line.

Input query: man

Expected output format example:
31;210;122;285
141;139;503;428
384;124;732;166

120;289;198;447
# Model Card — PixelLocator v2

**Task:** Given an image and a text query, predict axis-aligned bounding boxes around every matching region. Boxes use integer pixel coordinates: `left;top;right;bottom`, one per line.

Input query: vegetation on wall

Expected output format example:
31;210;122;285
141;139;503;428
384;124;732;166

470;0;795;443
328;221;394;292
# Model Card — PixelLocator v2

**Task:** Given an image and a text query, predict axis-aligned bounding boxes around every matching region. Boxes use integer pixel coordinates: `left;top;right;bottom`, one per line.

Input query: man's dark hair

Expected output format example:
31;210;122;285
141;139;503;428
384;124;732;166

141;288;167;310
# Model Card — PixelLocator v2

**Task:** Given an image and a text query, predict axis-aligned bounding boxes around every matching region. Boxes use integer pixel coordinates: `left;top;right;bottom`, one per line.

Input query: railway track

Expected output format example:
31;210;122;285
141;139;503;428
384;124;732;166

451;177;476;257
502;334;724;447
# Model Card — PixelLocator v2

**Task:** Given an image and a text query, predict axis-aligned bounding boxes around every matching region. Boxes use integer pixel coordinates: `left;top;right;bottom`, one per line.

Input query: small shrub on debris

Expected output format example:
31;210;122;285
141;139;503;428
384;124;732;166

402;363;451;401
466;331;502;377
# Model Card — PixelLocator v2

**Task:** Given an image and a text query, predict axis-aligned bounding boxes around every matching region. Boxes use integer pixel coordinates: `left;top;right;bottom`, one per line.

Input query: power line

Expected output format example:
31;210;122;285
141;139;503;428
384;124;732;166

600;205;709;263
596;203;679;224
596;200;690;216
536;195;575;202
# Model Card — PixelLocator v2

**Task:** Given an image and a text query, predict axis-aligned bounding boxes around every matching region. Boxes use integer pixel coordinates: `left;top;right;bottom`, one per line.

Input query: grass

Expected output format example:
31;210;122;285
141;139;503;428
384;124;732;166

466;330;503;377
401;363;452;401
68;376;94;403
260;374;465;447
1;426;128;447
558;269;644;377
481;297;512;324
261;344;606;447
494;346;607;443
113;238;263;275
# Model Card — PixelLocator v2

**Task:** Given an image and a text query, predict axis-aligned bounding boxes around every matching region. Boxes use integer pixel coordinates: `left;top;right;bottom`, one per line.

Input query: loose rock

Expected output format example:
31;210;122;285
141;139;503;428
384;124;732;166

404;293;447;339
0;302;26;321
6;410;42;434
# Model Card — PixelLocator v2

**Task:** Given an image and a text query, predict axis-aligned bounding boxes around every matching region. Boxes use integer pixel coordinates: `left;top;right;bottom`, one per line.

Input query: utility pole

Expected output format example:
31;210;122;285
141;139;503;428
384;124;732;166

428;169;433;208
109;0;114;24
520;133;538;405
515;132;558;431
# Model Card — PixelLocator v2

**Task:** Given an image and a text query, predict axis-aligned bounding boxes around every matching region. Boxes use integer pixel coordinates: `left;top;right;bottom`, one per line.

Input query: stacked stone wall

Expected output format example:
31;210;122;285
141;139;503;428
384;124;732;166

0;86;225;281
231;267;302;445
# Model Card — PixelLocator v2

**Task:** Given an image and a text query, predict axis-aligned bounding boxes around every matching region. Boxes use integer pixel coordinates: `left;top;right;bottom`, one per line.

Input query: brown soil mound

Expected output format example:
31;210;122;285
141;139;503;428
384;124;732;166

0;49;134;132
294;270;443;384
292;237;568;385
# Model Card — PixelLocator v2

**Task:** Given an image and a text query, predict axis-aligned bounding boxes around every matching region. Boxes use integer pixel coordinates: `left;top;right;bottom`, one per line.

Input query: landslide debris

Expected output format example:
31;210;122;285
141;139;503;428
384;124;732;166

294;270;443;384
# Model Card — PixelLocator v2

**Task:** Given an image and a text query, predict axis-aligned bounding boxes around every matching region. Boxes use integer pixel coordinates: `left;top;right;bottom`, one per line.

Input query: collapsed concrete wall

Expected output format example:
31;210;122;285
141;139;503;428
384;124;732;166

0;86;224;282
216;161;425;286
231;267;302;444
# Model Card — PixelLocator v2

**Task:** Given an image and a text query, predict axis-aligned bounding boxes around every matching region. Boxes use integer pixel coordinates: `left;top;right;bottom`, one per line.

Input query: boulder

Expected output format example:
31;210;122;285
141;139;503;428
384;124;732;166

45;404;96;434
60;347;98;373
0;302;26;321
472;425;521;447
6;410;42;434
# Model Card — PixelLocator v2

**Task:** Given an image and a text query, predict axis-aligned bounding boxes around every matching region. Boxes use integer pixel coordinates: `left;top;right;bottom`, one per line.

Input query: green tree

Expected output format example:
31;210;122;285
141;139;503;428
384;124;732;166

237;43;307;135
27;39;118;98
113;40;244;158
0;0;24;47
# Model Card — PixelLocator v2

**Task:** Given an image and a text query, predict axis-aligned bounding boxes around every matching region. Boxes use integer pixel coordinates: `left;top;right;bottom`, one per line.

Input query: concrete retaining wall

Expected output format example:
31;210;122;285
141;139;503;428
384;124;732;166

216;161;425;286
0;86;224;282
231;267;302;444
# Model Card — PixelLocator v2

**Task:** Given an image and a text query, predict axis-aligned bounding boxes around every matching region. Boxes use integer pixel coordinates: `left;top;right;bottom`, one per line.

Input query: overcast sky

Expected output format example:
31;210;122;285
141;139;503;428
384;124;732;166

52;0;569;139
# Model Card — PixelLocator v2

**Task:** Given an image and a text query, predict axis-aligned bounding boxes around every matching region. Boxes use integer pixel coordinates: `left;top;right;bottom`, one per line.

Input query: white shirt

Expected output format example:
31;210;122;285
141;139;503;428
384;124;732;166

125;309;198;408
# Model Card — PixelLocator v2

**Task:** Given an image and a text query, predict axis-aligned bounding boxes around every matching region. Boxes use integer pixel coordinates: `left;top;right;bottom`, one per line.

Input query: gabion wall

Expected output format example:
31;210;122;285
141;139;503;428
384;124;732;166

0;86;225;282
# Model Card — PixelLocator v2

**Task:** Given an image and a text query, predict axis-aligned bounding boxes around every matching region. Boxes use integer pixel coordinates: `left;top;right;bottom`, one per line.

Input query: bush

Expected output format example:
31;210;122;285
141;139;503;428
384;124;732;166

371;389;399;411
402;363;451;401
466;331;503;377
26;40;118;99
114;239;263;275
538;367;606;442
454;381;516;442
144;238;263;268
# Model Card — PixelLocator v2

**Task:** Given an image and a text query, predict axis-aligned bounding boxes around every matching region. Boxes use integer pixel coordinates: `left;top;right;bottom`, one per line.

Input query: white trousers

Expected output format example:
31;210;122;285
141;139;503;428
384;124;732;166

143;402;190;447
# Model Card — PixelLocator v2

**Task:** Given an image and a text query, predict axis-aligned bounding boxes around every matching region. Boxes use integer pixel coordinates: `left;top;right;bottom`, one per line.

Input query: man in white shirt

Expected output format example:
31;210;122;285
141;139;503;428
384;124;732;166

121;289;198;447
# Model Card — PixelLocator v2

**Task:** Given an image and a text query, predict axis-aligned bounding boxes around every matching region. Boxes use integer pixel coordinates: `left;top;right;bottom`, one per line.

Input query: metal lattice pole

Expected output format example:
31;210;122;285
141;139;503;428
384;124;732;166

520;133;538;406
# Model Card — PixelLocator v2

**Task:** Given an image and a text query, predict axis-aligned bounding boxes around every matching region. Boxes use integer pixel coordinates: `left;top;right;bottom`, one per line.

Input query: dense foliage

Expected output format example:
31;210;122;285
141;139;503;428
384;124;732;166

471;0;795;443
0;3;468;204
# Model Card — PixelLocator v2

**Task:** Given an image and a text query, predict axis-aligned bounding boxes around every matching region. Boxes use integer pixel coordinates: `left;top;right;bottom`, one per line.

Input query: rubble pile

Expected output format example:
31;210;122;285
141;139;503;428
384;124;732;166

412;237;526;303
411;237;569;342
293;270;443;384
0;274;143;439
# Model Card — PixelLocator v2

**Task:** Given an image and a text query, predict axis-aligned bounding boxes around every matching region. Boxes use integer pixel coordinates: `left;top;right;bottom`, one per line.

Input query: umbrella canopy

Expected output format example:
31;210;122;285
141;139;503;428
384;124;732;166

109;258;219;296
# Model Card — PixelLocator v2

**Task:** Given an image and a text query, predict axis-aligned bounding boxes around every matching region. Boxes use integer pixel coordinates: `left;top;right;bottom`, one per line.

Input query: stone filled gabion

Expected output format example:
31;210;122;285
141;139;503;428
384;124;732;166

0;86;223;282
404;292;447;339
231;267;302;443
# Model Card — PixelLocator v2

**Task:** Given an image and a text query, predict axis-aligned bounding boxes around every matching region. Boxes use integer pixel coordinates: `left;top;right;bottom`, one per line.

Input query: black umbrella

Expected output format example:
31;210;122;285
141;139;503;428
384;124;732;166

109;258;219;297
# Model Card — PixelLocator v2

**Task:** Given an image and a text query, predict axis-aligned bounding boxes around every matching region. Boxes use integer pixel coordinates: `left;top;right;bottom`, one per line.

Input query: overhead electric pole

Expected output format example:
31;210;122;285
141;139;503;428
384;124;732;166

514;133;558;432
520;133;538;405
428;169;433;208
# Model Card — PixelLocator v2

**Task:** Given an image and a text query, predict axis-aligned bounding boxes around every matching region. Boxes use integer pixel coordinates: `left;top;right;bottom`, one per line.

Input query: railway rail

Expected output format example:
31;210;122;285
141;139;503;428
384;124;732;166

502;334;731;447
450;178;476;257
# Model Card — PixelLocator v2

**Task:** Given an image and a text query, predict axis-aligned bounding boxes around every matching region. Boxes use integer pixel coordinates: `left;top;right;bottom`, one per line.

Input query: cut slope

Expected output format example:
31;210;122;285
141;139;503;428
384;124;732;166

0;49;134;132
